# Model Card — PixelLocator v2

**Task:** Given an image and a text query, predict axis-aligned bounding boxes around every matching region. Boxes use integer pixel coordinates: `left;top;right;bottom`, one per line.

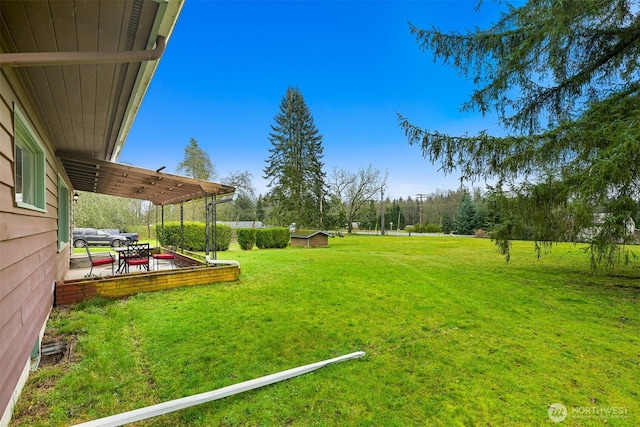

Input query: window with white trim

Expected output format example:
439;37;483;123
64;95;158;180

58;175;70;250
14;107;46;211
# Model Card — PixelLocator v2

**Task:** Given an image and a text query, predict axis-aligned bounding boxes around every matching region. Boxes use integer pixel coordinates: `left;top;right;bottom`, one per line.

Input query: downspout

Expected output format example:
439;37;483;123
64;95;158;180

0;36;165;68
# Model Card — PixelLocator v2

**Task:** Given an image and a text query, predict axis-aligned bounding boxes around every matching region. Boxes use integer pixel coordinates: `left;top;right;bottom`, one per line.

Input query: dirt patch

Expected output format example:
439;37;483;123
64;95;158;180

40;331;79;367
40;351;64;367
40;336;77;366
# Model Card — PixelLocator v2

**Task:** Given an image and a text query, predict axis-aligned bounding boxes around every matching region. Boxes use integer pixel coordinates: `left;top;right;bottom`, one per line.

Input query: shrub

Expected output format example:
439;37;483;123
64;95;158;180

271;227;291;248
184;223;204;249
155;222;231;251
474;228;488;238
425;223;442;233
256;228;274;249
215;224;232;251
237;228;257;251
156;221;189;247
410;224;429;233
256;227;290;249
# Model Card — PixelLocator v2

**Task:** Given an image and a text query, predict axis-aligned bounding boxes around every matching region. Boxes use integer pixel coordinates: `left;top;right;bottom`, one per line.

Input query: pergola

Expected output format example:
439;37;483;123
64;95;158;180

58;152;234;205
59;152;236;257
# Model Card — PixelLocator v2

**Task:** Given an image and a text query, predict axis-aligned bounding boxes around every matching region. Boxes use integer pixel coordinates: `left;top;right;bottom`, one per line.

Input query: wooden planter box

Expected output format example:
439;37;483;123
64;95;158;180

56;264;240;306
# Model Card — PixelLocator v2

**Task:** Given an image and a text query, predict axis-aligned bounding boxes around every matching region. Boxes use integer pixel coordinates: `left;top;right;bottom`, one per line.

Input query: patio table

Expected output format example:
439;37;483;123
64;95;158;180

113;244;152;273
112;247;130;274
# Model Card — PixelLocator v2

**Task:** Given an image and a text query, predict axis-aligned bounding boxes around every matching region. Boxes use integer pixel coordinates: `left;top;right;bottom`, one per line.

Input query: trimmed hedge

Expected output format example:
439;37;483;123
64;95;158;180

156;221;232;251
237;228;256;251
256;228;273;249
216;225;233;251
255;227;290;249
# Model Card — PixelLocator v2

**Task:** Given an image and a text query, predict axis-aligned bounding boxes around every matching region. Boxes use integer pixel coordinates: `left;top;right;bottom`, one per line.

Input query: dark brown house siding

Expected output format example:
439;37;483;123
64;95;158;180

0;68;70;422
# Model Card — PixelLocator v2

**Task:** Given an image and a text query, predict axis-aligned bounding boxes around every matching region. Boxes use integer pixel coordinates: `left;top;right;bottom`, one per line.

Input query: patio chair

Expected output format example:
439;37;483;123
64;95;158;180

85;246;115;276
152;244;176;270
124;243;150;273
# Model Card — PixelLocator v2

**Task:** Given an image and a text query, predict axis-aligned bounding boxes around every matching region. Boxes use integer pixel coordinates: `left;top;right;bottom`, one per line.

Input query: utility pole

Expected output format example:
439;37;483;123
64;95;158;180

380;187;385;235
416;193;426;229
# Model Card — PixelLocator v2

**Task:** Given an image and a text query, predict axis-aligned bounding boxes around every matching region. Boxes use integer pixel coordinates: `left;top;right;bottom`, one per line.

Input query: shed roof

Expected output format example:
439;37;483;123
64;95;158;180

291;231;331;239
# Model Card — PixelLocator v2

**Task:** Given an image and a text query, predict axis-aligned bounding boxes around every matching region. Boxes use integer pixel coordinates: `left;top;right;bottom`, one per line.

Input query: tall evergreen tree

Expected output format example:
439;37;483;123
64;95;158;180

176;137;215;219
177;138;215;180
399;0;640;268
264;87;326;228
441;211;455;234
455;192;480;235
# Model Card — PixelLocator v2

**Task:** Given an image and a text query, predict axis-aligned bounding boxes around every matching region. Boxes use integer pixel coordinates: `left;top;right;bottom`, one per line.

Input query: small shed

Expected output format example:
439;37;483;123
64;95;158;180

290;231;330;248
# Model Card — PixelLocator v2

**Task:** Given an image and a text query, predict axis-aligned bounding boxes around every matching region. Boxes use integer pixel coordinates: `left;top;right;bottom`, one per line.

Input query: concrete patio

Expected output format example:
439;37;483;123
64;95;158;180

67;249;178;281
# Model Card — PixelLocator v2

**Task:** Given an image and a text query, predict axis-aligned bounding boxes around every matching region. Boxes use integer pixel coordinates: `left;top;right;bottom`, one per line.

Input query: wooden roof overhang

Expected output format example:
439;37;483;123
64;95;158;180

58;152;235;206
1;1;194;204
0;0;185;162
1;1;233;207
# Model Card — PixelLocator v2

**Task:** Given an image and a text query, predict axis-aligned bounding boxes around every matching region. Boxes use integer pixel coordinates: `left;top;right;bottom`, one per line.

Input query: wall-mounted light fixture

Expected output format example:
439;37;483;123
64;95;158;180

73;192;79;204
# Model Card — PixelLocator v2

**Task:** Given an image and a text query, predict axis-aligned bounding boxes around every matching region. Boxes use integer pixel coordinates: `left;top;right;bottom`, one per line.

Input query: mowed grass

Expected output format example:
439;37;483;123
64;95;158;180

13;235;640;426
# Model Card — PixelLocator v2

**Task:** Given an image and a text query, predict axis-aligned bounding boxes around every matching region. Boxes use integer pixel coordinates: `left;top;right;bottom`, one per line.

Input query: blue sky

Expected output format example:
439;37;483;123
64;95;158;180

122;0;508;199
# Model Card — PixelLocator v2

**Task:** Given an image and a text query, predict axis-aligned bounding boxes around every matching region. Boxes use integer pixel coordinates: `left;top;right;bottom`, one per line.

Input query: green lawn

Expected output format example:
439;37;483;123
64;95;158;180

14;235;639;426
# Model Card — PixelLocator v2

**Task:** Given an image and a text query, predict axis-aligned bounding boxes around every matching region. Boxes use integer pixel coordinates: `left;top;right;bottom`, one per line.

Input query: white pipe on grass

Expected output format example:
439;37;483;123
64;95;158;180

205;256;239;267
72;351;366;427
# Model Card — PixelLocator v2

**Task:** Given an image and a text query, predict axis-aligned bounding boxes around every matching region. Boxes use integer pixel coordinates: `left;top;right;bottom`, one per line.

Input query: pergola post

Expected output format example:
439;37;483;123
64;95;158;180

212;196;218;260
161;205;165;245
180;202;184;253
155;204;159;248
204;194;209;256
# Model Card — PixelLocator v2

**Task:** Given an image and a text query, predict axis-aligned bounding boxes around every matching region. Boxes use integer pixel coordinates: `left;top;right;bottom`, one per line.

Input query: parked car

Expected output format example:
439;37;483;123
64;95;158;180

101;229;139;243
72;228;129;248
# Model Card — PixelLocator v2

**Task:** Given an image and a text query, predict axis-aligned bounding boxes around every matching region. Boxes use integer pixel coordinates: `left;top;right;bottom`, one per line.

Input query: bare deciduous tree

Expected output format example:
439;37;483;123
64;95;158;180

329;166;386;233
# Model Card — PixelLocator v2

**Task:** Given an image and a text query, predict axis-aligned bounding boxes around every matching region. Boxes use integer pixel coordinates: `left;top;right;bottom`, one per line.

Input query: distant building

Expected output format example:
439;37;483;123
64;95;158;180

579;214;636;242
219;221;265;229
